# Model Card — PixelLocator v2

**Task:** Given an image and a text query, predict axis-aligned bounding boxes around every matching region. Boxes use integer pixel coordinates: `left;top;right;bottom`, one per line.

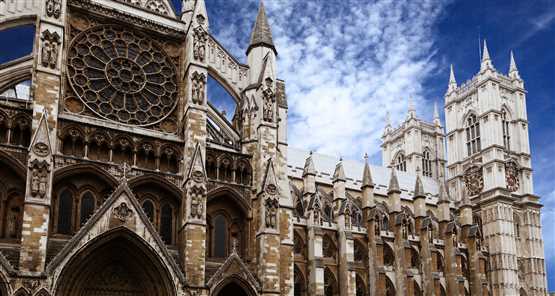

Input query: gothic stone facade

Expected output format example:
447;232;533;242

0;0;547;295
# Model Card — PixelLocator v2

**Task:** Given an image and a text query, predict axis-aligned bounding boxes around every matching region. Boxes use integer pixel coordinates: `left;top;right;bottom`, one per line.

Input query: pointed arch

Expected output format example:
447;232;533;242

207;186;251;216
53;164;118;188
128;174;182;202
211;274;258;296
13;287;30;296
53;227;178;296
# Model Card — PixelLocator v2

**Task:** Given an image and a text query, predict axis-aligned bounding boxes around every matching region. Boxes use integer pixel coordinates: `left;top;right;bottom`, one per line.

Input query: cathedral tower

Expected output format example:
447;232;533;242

381;99;446;181
444;41;547;295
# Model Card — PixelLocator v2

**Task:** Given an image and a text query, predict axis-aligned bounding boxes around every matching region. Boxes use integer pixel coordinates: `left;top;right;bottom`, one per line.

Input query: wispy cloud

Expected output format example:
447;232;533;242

208;0;452;161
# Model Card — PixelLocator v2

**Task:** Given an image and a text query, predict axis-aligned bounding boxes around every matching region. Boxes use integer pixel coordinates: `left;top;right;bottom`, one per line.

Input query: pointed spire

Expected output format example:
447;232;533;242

388;167;400;193
447;64;457;93
303;151;316;176
362;153;374;188
509;50;521;80
247;0;276;56
333;158;346;182
414;169;425;199
480;40;495;71
407;97;416;119
437;181;450;204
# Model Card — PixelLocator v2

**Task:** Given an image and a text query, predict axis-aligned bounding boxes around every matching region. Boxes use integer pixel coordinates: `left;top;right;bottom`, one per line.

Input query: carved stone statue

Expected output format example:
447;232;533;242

30;160;49;199
113;202;133;222
193;26;207;62
189;187;205;219
41;30;61;69
265;198;278;229
191;72;206;105
262;78;275;122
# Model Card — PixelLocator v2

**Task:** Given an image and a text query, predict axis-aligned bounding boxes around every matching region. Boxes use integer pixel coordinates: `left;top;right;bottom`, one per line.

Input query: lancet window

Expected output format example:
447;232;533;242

465;114;481;156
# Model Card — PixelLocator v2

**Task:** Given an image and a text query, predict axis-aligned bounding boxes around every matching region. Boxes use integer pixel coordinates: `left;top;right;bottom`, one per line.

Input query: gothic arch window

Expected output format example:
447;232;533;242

112;137;133;165
465;114;481;156
323;235;336;259
212;214;227;258
4;192;23;239
409;247;420;269
513;213;521;238
382;215;390;232
137;143;156;170
383;244;395;266
160;204;173;244
394;153;407;172
236;160;252;185
355;274;367;296
57;189;74;235
385;276;395;296
11;115;31;147
324;268;337;296
206;154;217;179
294;231;304;256
87;133;110;161
294;265;306;296
354;240;366;263
501;109;511;151
0;80;32;101
79;191;95;226
61;127;85;158
142;199;155;223
422;149;433;177
159;146;179;173
219;157;233;182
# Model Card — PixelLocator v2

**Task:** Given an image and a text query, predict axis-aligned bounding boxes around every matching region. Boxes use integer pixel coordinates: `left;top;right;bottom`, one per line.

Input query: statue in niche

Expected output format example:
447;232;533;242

265;198;278;229
189;187;205;219
30;160;49;199
41;30;61;69
45;0;61;19
262;78;275;122
193;26;207;62
7;207;20;238
191;72;206;105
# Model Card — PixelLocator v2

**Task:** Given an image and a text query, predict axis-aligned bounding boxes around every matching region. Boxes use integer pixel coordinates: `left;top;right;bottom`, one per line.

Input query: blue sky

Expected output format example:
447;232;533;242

0;0;553;290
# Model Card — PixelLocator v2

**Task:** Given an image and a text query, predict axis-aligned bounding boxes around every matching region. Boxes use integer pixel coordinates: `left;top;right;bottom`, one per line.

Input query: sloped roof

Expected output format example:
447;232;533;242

287;147;439;204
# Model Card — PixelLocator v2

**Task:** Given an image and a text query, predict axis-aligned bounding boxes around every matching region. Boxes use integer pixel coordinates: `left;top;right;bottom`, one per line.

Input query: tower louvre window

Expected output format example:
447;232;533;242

465;114;481;156
422;150;433;177
502;109;511;151
394;153;407;172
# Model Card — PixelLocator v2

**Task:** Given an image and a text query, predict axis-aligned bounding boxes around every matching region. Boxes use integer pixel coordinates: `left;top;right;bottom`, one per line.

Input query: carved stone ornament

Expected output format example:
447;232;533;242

265;198;279;229
22;279;41;292
505;160;520;192
192;170;204;183
191;72;206;105
265;183;277;196
33;142;49;156
113;202;133;222
189;186;205;219
45;0;61;19
193;26;207;62
66;25;178;126
30;160;50;199
463;164;484;196
262;78;275;122
41;30;61;69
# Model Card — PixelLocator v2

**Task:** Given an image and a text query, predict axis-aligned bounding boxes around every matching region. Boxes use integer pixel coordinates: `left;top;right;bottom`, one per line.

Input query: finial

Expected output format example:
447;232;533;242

303;151;316;176
447;64;457;93
388;166;400;193
364;153;368;161
509;50;521;80
480;40;495;71
362;153;373;188
333;158;346;182
119;162;131;182
408;97;416;118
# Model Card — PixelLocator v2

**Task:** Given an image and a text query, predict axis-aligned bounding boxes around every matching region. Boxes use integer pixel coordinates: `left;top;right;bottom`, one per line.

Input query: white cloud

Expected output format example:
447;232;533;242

209;0;452;161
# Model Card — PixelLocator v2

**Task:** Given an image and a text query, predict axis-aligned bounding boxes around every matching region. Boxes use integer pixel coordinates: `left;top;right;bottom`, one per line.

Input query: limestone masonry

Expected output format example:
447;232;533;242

0;0;547;295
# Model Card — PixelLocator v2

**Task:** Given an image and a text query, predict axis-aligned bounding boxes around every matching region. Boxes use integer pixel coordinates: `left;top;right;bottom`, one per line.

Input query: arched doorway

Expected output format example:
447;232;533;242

212;278;256;296
56;229;175;296
216;282;248;296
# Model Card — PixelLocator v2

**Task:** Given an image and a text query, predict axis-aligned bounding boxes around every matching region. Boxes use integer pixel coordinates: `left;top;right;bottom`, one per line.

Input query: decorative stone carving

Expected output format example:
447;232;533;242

41;30;61;69
66;25;178;126
262;78;275;122
264;198;278;229
193;26;207;62
33;142;49;157
191;72;206;105
45;0;61;19
505;160;520;192
189;185;205;219
463;163;483;196
30;160;49;199
113;202;133;222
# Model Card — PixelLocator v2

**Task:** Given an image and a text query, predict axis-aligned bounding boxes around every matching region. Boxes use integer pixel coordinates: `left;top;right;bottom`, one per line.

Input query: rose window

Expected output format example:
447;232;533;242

66;25;178;126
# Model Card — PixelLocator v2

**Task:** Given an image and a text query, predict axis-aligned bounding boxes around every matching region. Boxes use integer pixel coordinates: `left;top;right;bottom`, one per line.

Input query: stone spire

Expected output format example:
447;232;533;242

414;173;425;199
447;64;457;93
383;111;392;135
480;40;495;72
438;181;451;222
407;97;416;119
362;153;373;188
437;181;450;204
433;101;441;126
333;158;346;182
247;0;276;55
303;151;316;177
388;167;400;194
509;50;521;80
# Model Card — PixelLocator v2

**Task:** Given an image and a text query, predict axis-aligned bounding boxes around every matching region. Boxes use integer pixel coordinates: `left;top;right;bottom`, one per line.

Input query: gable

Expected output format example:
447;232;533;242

117;0;177;18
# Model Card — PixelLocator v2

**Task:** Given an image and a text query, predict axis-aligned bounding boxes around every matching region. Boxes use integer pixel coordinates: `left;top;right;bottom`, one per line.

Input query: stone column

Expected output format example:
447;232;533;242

18;0;66;275
180;3;209;294
308;225;324;296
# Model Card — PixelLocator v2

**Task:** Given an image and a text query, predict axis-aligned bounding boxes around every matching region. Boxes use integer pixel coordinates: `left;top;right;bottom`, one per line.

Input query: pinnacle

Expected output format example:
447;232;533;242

247;0;276;55
303;152;316;176
449;64;456;85
388;167;400;193
433;101;440;119
482;39;491;61
480;40;495;71
414;174;425;198
438;181;450;204
333;158;346;182
362;153;373;188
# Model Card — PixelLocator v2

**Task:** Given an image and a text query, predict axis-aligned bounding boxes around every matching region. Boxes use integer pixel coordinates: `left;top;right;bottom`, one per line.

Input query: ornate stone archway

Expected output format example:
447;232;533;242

55;229;176;296
212;276;257;296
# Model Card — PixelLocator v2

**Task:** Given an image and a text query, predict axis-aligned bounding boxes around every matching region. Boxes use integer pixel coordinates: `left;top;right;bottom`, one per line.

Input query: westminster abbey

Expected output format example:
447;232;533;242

0;0;548;295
